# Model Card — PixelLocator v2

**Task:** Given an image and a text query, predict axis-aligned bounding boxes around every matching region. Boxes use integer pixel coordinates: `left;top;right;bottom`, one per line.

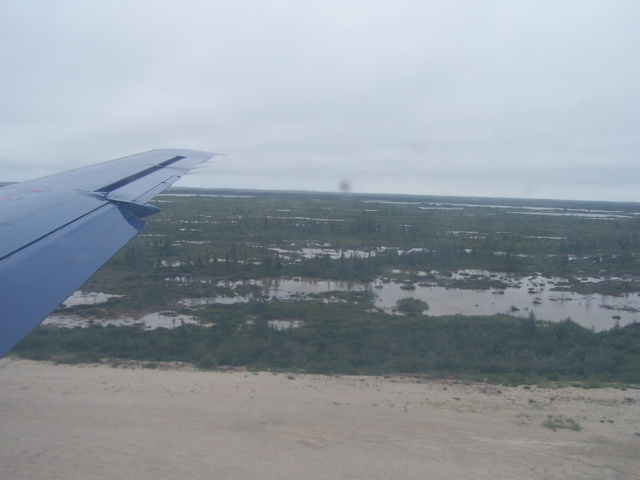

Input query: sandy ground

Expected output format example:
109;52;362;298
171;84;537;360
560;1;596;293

1;358;639;480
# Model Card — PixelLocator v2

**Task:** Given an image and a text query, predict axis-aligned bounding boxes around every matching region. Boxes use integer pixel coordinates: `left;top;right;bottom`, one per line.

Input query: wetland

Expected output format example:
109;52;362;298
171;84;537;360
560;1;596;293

12;189;640;383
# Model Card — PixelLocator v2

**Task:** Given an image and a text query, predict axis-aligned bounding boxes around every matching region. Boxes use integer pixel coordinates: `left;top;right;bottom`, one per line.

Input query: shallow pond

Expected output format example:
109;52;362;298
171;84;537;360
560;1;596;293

372;276;640;331
43;311;202;329
59;291;123;307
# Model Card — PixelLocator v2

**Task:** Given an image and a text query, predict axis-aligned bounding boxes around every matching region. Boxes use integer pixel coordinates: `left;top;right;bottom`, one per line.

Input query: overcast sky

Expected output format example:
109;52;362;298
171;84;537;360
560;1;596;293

1;1;638;202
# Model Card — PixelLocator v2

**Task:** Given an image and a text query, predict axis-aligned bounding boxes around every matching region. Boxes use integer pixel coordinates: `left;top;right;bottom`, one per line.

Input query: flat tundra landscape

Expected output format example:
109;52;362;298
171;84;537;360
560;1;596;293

1;358;639;480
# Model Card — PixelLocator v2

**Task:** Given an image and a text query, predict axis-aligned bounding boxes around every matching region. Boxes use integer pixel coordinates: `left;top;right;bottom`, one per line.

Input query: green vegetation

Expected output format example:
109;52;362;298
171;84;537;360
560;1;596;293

13;307;640;383
396;298;429;315
543;416;582;431
11;189;640;383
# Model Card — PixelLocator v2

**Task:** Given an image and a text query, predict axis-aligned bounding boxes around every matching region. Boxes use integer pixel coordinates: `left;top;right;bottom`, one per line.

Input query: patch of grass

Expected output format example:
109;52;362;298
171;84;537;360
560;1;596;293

197;353;217;370
543;416;581;432
581;376;603;389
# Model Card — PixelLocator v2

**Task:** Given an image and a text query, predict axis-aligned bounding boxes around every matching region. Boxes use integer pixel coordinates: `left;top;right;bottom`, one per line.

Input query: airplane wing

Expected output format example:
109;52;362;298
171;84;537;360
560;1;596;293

0;149;216;357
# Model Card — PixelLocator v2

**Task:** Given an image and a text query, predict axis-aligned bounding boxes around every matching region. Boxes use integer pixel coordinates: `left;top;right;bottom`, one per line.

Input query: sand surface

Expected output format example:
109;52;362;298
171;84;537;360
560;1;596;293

1;358;639;480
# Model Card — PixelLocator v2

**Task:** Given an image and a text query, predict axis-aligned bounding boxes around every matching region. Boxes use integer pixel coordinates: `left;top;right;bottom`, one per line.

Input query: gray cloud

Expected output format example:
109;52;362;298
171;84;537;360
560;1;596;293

1;0;639;201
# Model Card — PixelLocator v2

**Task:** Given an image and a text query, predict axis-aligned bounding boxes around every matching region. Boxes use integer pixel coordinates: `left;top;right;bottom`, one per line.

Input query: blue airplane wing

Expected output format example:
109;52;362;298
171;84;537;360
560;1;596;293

0;149;216;357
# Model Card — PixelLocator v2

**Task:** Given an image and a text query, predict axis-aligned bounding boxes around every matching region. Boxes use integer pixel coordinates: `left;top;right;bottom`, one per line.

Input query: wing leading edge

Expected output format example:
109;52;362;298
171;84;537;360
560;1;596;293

0;149;216;357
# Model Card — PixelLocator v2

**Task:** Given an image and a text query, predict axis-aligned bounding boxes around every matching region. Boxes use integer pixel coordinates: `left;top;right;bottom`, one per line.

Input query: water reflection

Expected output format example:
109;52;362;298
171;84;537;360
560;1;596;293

59;291;123;307
268;320;304;330
43;312;203;329
383;273;640;331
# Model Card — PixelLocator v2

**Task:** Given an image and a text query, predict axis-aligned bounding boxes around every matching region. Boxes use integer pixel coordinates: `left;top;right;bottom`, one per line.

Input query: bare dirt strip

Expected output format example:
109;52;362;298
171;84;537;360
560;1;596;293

1;358;639;479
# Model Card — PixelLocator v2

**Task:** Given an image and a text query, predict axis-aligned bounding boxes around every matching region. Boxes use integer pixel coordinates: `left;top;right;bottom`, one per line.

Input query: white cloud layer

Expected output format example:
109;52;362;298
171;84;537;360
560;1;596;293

1;0;639;201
